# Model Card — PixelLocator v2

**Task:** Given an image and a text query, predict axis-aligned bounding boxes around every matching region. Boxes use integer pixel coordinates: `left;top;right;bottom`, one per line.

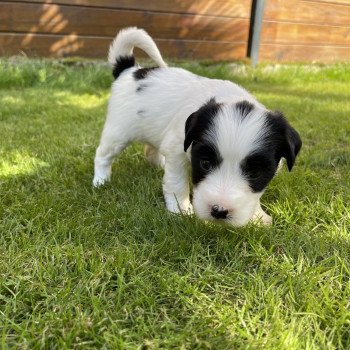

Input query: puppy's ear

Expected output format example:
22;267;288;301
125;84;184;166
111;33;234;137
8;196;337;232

284;122;302;171
267;111;302;171
184;98;222;152
184;112;197;152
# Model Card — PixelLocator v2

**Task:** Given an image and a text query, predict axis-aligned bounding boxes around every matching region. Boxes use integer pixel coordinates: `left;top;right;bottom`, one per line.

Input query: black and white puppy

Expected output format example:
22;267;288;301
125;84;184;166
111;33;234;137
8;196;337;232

93;27;302;227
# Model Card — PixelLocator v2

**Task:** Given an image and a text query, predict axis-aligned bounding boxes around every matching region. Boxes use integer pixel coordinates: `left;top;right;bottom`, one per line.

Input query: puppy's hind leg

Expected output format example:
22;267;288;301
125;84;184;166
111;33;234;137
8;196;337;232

144;144;165;168
93;134;128;187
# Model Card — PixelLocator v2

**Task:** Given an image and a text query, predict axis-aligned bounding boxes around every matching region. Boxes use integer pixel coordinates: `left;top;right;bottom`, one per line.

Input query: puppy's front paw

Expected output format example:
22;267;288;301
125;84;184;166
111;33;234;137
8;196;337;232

93;175;110;187
166;198;193;215
252;208;272;225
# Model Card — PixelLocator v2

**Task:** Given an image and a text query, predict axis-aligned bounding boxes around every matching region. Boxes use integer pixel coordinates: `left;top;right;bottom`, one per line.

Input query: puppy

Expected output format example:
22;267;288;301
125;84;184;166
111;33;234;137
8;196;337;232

93;27;302;227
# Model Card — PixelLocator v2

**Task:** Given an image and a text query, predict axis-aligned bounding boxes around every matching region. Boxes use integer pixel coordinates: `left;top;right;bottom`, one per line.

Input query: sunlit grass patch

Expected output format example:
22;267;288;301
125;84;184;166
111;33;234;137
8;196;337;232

53;91;109;109
0;151;49;177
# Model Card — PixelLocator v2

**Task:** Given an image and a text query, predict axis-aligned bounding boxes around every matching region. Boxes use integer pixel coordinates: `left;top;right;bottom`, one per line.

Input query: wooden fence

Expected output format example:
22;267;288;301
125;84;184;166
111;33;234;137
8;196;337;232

1;0;350;62
260;0;350;62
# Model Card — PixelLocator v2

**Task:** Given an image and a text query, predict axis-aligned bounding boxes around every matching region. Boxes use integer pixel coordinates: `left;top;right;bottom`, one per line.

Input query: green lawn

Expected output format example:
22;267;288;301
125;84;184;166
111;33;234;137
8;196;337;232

0;58;349;349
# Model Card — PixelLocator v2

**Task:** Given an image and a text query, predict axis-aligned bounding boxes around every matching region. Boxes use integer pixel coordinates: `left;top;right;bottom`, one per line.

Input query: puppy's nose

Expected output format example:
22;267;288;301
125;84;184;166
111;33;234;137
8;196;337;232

211;205;229;219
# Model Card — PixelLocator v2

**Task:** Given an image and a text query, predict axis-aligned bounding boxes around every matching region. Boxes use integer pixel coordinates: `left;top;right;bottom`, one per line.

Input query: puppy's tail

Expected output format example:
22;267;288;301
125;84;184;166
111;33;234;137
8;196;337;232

108;27;167;79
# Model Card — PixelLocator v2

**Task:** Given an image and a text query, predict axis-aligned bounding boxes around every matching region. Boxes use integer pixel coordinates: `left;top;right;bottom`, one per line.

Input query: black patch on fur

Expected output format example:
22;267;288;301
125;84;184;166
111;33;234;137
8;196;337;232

112;55;135;79
133;67;157;80
184;98;223;185
136;83;148;93
241;110;302;192
241;152;278;193
236;100;254;118
184;97;222;152
191;143;223;185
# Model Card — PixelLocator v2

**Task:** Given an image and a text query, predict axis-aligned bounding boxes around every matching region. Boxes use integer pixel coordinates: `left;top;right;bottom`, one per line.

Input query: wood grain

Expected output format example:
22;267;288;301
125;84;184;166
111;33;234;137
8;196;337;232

259;43;350;62
264;0;350;26
4;0;252;18
259;0;350;62
0;2;250;43
309;0;350;5
261;21;350;46
0;33;247;60
3;0;350;62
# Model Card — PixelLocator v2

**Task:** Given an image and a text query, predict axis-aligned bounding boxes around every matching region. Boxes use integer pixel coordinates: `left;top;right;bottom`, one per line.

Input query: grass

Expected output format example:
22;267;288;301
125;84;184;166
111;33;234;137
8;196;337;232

0;57;349;349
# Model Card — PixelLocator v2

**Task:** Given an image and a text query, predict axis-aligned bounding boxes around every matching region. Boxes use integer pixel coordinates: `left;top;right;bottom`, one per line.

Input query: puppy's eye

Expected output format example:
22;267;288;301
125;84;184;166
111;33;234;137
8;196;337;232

248;171;261;180
200;159;212;171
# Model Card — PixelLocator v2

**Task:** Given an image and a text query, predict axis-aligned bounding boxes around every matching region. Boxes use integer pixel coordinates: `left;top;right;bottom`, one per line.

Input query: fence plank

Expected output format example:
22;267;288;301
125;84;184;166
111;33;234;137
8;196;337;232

4;0;252;18
310;0;350;5
0;2;250;43
0;33;247;60
261;21;350;46
259;43;350;62
264;0;350;26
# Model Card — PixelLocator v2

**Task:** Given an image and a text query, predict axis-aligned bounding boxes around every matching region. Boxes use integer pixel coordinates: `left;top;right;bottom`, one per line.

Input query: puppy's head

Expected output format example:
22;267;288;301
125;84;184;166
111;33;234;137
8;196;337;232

184;98;302;226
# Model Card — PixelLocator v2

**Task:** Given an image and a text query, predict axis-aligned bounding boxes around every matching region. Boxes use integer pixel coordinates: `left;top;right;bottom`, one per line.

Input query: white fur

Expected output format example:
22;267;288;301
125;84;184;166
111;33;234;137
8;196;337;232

94;27;272;226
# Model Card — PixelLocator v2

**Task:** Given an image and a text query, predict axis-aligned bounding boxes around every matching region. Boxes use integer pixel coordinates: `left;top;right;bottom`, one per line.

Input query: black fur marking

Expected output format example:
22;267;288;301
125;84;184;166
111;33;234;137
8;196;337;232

191;143;222;185
184;97;222;152
112;55;135;79
241;111;302;192
236;100;254;118
136;83;148;93
184;98;223;185
241;152;278;193
133;67;158;80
